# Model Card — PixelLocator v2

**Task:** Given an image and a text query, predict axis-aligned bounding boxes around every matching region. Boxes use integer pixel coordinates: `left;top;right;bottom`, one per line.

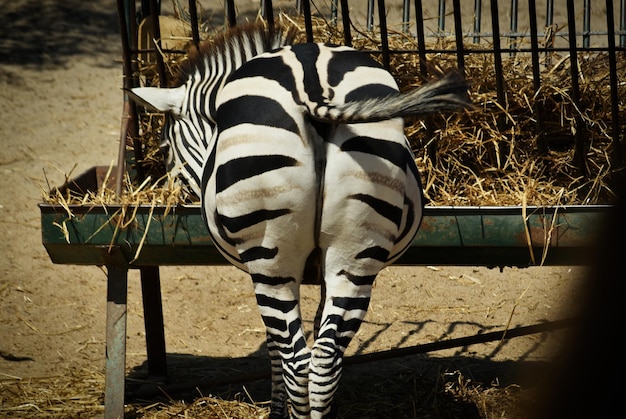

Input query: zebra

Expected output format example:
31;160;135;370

129;21;470;419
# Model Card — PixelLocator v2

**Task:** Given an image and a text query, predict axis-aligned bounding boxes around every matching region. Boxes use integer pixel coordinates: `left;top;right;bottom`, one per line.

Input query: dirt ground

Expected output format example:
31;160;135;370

0;1;609;418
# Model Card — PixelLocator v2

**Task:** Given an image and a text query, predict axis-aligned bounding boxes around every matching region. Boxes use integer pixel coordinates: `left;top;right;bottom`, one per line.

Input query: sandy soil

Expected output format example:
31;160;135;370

0;1;601;417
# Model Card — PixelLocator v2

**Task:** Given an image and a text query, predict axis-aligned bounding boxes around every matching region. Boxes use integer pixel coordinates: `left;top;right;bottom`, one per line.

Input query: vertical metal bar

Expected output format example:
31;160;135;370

414;0;427;77
263;0;275;36
438;0;446;33
104;262;128;419
452;0;465;74
546;0;554;27
302;0;314;43
116;0;142;190
414;0;435;163
545;0;554;66
490;0;506;120
402;0;410;33
528;0;546;153
566;0;586;176
619;0;626;48
188;0;200;47
140;266;168;380
331;0;338;26
583;0;591;49
367;0;375;31
378;0;391;70
605;0;623;164
226;0;236;27
149;0;167;87
473;0;482;44
510;0;518;55
340;0;352;46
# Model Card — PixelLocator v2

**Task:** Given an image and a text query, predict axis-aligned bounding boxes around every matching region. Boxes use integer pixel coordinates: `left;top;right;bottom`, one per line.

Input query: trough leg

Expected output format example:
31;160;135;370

140;266;168;381
105;263;128;419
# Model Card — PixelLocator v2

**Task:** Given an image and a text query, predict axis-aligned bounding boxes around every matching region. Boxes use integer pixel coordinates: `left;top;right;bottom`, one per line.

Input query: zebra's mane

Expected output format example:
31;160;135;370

173;20;300;86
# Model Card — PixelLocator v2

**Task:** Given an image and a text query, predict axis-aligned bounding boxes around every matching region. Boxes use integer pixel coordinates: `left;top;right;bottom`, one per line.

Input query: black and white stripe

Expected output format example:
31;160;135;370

130;21;469;418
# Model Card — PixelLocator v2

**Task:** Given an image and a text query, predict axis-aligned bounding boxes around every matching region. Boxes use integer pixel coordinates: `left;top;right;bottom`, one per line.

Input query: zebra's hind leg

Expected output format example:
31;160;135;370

266;335;289;419
252;280;312;418
308;269;377;418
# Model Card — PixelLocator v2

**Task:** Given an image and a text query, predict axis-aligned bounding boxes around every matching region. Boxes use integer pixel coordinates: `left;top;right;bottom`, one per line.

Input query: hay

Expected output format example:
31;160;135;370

44;13;624;207
85;13;623;208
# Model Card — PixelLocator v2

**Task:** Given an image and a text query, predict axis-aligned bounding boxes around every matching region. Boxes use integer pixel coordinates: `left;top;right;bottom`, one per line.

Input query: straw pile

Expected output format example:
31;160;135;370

98;13;624;209
43;13;624;207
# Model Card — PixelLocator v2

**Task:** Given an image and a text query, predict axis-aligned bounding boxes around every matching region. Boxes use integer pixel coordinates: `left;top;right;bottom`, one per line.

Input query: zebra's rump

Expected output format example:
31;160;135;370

201;43;423;274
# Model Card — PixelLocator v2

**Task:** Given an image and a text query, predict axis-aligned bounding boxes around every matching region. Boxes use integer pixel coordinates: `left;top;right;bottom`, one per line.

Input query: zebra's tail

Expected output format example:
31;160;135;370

311;71;472;123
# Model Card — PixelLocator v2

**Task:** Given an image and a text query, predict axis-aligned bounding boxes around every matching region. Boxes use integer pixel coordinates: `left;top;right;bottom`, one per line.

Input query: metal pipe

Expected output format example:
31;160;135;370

378;0;390;70
149;0;167;87
367;0;375;31
545;0;554;28
331;0;338;26
583;0;591;49
452;0;465;74
605;0;623;165
341;0;352;46
473;0;482;44
226;0;236;27
414;0;427;77
490;0;506;124
263;0;275;35
621;0;626;48
566;0;586;177
402;0;410;33
188;0;200;47
528;0;546;154
438;0;445;33
510;0;518;55
302;0;314;43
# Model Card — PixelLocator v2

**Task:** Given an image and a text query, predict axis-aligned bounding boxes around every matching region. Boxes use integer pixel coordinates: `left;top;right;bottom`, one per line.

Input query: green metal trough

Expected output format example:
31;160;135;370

39;166;612;418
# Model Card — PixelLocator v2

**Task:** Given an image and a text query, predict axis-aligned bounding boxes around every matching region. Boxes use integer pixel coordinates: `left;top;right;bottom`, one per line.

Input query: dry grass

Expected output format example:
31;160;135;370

45;13;625;208
152;17;625;206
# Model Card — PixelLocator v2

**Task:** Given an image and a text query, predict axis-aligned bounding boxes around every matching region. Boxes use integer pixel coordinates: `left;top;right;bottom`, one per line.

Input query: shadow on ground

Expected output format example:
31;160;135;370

125;345;552;419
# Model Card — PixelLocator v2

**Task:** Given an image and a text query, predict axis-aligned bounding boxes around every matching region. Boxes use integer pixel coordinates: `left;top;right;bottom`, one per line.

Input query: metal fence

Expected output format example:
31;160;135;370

117;0;625;198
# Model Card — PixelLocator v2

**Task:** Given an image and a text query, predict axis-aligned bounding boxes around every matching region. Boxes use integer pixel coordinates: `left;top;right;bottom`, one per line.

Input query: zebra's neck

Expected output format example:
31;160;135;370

179;22;299;124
